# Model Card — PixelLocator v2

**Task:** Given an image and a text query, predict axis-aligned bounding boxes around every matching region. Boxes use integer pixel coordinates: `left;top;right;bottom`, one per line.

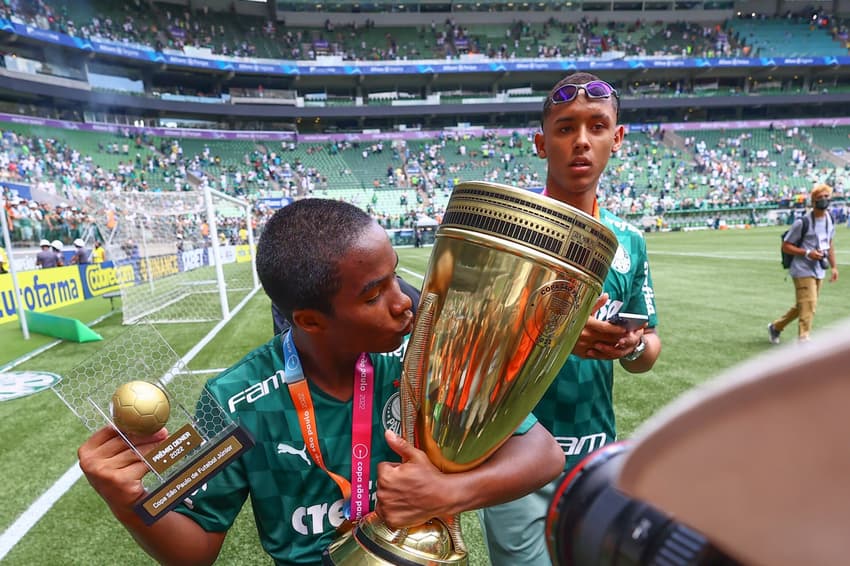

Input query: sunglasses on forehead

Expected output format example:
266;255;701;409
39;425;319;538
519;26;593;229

551;80;619;104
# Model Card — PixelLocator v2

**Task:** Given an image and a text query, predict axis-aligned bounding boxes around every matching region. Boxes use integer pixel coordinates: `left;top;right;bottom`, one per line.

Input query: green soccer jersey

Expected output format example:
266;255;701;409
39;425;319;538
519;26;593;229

174;334;408;565
175;333;537;565
533;208;658;470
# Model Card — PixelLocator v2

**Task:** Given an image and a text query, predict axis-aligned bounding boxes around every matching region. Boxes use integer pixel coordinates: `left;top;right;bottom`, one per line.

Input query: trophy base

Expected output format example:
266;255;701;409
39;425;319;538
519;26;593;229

323;512;468;566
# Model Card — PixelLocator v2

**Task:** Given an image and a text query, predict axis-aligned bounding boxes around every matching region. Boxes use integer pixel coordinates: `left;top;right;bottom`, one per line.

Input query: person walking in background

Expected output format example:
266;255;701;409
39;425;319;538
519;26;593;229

479;71;662;566
769;182;839;344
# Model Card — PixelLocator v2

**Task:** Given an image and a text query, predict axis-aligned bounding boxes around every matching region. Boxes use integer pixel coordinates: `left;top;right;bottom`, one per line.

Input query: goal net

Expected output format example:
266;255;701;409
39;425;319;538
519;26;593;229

89;186;259;325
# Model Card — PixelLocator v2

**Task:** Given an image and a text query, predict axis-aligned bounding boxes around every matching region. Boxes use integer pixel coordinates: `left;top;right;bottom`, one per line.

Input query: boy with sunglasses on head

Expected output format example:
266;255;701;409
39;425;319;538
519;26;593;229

479;72;662;566
78;198;564;565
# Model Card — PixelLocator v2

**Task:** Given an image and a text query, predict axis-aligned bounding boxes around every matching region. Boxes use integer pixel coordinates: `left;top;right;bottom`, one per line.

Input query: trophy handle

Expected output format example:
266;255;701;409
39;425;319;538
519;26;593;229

445;514;467;554
400;292;468;556
401;292;439;445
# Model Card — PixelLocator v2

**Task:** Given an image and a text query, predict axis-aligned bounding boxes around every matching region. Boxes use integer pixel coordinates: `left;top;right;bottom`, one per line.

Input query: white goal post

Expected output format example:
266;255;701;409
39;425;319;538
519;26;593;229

90;185;259;325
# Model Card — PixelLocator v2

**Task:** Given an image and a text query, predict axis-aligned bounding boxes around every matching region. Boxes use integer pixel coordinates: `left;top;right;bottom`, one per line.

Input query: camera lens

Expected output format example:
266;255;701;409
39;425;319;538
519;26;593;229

546;443;740;566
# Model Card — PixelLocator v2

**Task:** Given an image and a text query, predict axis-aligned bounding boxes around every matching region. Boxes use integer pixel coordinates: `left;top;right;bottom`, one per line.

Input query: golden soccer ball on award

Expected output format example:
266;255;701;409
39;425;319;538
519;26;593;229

111;380;171;436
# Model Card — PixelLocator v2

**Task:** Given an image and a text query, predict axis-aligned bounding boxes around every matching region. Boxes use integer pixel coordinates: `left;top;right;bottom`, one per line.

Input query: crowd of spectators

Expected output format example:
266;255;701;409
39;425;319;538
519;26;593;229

0;126;285;196
4;1;848;117
2;194;94;246
5;0;826;63
2;0;157;49
598;125;850;223
482;19;737;59
3;121;849;250
1;185;275;269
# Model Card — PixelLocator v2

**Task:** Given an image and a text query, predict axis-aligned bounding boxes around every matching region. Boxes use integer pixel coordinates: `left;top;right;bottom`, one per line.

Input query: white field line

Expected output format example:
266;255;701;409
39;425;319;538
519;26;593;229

0;286;261;561
398;267;425;280
650;251;777;261
175;368;230;376
649;250;850;262
0;465;84;559
404;251;848;267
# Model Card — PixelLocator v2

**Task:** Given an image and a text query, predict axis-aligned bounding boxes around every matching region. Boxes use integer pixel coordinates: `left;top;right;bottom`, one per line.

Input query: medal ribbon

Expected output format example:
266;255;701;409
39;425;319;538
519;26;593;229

282;331;374;522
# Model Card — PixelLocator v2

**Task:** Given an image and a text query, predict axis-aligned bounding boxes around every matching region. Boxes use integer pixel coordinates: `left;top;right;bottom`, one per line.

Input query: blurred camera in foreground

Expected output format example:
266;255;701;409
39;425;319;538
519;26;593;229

546;323;850;566
546;443;739;566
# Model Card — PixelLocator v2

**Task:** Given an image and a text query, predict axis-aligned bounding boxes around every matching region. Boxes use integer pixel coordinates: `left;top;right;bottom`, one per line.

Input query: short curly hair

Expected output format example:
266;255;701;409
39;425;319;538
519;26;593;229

256;199;375;321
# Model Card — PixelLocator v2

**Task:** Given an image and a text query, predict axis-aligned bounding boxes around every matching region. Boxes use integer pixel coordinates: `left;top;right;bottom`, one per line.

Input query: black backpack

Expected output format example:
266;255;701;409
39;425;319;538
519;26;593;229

781;212;833;268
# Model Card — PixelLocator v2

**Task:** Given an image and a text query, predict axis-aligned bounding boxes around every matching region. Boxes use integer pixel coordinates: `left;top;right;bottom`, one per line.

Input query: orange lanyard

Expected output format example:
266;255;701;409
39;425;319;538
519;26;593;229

287;379;352;500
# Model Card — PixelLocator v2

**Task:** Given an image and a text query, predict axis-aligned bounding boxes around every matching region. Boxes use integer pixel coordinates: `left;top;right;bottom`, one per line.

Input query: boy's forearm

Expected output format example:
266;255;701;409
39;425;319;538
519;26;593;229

436;423;564;516
620;330;661;373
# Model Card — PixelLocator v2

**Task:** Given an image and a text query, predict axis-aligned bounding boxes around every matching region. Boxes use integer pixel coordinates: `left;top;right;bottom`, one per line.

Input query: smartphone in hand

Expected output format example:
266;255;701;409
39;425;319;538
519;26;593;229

608;312;649;331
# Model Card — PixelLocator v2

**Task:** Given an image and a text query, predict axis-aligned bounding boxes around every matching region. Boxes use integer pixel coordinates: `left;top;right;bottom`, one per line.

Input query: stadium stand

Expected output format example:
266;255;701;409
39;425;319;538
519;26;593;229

2;1;850;245
726;19;847;57
8;0;845;62
3;2;660;60
5;115;850;246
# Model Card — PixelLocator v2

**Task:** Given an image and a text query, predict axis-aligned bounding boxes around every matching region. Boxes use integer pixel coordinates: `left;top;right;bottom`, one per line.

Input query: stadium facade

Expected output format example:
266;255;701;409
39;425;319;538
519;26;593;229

1;0;849;131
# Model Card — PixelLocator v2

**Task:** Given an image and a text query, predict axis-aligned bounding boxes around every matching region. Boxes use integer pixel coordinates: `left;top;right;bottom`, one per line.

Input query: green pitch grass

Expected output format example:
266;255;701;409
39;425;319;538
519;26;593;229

1;225;849;565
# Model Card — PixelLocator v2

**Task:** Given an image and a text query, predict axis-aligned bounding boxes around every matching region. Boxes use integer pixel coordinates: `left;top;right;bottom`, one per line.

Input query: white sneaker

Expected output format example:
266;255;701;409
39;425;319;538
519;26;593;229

767;323;781;345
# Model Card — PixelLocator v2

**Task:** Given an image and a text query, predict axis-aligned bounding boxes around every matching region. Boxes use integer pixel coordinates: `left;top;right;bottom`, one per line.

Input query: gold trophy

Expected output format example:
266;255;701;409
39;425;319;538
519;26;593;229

325;181;618;565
